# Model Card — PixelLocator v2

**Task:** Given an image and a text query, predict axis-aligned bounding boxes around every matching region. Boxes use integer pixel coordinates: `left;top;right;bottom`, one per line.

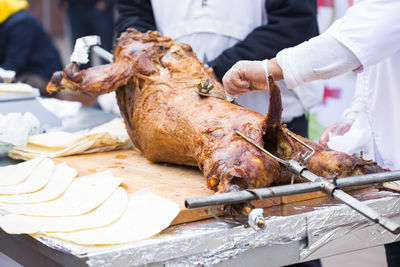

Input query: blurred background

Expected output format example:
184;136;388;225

26;0;114;65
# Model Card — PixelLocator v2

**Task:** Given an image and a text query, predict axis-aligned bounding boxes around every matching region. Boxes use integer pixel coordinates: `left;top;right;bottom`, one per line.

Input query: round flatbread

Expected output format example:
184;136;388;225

46;190;180;245
0;187;128;234
0;158;53;195
0;162;76;204
0;157;45;186
0;171;123;216
28;131;86;149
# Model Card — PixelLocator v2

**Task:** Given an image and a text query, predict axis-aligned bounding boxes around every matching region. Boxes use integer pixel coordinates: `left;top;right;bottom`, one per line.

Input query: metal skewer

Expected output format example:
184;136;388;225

92;46;114;63
186;131;400;234
185;172;400;209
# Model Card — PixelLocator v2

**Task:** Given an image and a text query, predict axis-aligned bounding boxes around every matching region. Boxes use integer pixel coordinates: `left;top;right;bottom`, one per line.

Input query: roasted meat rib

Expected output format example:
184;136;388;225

47;29;385;194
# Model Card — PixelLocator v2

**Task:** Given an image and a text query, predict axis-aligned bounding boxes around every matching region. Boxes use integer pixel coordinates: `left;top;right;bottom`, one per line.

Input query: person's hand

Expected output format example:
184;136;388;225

319;120;353;146
222;60;267;98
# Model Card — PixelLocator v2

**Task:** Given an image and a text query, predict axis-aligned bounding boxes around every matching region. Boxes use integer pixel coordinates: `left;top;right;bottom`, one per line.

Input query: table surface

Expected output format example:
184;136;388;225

1;107;400;267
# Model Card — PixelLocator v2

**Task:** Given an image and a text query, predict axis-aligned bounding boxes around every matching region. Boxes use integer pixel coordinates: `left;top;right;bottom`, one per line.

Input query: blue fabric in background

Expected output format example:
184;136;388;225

0;11;62;80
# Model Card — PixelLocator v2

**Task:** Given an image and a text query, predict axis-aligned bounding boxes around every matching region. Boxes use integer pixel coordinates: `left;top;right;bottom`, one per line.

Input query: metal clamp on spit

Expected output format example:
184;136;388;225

194;77;234;102
246;189;266;231
70;35;114;65
185;131;400;234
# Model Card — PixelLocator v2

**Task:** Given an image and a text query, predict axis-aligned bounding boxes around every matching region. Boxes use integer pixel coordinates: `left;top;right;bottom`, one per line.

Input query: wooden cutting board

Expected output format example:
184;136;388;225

54;149;366;225
55;149;282;225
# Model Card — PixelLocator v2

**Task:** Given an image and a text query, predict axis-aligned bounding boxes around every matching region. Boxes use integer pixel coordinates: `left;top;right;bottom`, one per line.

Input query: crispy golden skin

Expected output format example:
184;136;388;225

47;29;385;194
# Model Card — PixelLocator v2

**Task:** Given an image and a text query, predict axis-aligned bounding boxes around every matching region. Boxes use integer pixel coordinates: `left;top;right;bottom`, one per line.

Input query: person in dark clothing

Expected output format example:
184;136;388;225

0;10;63;95
60;0;114;68
115;1;322;267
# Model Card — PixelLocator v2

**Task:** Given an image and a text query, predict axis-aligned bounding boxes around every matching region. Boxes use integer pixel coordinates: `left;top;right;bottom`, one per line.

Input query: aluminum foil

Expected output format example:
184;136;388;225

301;196;400;261
33;209;306;266
31;189;400;266
81;215;306;267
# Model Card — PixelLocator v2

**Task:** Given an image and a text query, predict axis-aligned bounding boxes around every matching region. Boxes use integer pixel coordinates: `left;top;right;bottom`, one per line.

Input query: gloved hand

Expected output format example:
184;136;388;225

319;120;353;146
222;60;268;98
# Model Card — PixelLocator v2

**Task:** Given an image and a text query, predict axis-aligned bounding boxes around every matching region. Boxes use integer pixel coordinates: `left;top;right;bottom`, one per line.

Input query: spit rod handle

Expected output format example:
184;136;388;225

92;46;113;63
300;168;400;234
333;189;400;234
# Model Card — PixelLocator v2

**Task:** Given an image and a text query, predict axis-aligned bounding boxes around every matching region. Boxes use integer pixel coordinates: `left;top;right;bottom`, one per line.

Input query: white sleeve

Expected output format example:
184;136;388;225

342;70;370;122
277;0;400;90
276;33;361;89
326;0;400;68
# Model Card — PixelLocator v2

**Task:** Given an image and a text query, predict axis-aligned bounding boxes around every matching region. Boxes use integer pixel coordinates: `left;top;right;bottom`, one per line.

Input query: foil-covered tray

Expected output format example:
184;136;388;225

14;188;398;267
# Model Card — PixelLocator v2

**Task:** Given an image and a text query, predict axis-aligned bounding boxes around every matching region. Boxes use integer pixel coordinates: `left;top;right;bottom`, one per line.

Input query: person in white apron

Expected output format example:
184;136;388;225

115;0;323;138
222;0;400;265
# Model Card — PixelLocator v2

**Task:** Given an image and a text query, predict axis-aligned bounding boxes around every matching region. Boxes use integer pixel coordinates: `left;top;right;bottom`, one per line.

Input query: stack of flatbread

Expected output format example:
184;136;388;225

0;83;36;93
0;157;179;245
0;82;40;101
8;118;133;160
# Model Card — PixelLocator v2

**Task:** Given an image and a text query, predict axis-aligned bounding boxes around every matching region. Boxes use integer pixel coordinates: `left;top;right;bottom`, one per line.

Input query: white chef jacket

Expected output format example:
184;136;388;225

150;0;323;122
277;0;400;170
330;0;400;170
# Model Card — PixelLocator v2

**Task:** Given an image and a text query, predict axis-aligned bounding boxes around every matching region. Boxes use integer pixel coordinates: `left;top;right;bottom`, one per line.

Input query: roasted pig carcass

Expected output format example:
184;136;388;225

47;29;385;194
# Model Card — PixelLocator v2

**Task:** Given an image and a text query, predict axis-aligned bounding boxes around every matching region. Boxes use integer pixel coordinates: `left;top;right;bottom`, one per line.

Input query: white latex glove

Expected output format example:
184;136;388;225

222;60;268;98
319;120;353;147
